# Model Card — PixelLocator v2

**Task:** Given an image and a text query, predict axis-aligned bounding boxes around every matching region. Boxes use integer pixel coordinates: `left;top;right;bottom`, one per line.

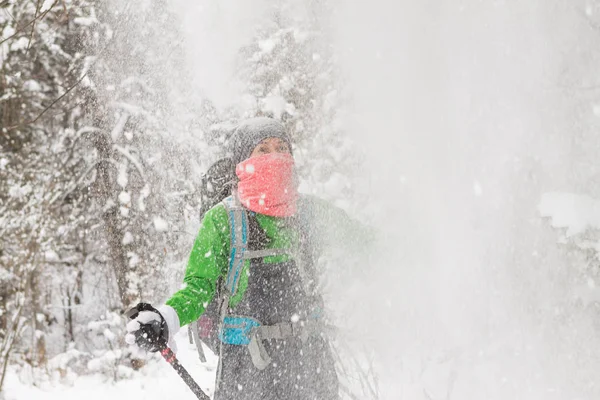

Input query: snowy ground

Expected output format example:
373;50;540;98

4;330;218;400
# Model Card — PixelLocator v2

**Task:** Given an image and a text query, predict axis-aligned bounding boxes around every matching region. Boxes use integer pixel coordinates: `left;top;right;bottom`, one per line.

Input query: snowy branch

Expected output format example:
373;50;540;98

4;72;88;132
49;158;120;206
113;144;146;182
0;0;59;46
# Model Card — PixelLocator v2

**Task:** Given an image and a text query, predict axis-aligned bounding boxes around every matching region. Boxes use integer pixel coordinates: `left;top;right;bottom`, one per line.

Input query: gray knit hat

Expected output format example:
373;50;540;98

230;117;292;165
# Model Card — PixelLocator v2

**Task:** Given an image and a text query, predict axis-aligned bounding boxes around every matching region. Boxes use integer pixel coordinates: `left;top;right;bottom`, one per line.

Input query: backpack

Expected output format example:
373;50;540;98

198;158;235;218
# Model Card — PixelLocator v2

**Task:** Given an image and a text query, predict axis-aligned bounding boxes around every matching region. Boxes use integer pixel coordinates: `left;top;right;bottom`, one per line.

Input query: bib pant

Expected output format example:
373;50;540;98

215;215;339;400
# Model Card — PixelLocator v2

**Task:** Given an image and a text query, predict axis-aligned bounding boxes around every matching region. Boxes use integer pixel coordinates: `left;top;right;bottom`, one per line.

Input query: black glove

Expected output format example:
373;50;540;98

125;303;169;353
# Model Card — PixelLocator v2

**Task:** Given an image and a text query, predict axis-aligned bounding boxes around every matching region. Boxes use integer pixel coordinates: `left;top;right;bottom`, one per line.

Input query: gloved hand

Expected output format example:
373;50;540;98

125;303;169;353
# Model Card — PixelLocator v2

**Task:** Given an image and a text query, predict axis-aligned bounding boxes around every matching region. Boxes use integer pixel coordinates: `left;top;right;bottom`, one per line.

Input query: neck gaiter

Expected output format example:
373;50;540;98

236;153;298;217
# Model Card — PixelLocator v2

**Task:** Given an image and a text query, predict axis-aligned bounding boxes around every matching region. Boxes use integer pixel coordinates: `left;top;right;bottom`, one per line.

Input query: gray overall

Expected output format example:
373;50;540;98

214;206;339;400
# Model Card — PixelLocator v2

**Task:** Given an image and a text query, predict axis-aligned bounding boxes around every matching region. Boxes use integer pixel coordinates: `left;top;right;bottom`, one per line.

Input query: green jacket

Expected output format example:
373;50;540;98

166;196;365;327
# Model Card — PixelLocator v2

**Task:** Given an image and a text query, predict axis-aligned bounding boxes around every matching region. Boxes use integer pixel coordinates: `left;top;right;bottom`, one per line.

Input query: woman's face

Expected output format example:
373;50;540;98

250;137;291;158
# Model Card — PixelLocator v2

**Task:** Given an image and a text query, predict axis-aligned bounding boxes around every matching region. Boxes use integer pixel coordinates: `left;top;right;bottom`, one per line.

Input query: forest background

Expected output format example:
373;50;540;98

5;1;600;399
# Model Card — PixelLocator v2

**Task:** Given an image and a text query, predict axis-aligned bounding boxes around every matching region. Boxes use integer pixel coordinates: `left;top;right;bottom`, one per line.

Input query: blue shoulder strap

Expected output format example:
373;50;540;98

222;196;249;297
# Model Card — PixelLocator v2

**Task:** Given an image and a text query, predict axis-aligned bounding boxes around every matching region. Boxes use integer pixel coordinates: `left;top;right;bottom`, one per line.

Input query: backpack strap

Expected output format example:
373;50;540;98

215;194;248;389
222;195;249;297
189;320;207;363
243;248;294;259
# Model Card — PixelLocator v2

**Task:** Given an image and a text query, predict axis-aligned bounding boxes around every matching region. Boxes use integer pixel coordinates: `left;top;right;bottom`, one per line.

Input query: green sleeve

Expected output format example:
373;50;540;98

165;204;230;327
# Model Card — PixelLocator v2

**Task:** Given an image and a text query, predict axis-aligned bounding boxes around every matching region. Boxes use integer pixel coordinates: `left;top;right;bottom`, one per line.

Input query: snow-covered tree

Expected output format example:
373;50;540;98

0;0;104;384
0;0;206;380
234;2;360;211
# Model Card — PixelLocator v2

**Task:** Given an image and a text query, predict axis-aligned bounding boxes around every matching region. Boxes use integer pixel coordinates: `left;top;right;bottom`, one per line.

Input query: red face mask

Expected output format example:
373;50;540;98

236;153;298;217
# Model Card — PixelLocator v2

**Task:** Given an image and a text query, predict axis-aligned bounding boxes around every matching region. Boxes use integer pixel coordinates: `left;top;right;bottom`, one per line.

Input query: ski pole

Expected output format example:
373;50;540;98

157;340;210;400
125;304;210;400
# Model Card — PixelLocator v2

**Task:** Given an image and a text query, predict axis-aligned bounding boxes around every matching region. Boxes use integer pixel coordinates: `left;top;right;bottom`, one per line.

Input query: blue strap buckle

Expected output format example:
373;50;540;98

218;316;261;345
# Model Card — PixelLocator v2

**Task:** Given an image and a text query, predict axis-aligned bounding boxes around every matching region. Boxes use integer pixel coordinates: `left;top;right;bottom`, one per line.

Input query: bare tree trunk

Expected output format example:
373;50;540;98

92;125;136;308
27;270;46;366
0;304;25;393
65;288;74;343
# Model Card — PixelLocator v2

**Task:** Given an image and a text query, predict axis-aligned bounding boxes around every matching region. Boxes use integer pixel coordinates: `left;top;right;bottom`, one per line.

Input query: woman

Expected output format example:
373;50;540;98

126;117;364;400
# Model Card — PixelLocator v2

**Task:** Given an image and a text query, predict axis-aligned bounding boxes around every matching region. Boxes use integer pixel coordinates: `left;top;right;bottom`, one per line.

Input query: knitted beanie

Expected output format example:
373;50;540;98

229;117;292;165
